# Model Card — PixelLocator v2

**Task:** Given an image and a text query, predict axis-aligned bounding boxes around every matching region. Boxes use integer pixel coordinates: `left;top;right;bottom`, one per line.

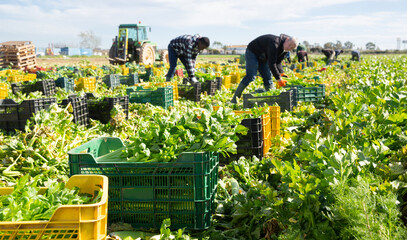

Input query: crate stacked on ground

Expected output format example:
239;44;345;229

0;97;56;131
234;110;271;156
103;74;121;88
222;75;231;89
11;79;56;97
87;95;129;124
178;82;201;102
201;79;218;96
55;77;75;92
68;137;219;230
0;41;37;70
0;175;108;240
75;77;96;92
285;84;325;106
60;95;89;126
231;72;241;84
215;77;222;91
269;106;281;137
243;90;294;112
127;85;173;109
0;83;7;99
221;117;263;164
155;81;179;101
119;73;139;86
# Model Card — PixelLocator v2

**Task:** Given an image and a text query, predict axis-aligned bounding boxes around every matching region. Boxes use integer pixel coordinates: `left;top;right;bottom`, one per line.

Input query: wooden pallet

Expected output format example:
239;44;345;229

0;41;37;69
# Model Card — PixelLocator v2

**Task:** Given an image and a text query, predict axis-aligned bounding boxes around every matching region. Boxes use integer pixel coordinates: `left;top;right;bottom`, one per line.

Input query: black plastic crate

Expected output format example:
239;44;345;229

201;80;217;96
243;90;294;112
103;74;121;88
88;96;129;124
18;98;57;122
11;79;57;97
220;117;263;164
215;77;222;91
55;77;75;92
0;99;23;131
0;98;56;131
178;83;201;102
60;96;89;126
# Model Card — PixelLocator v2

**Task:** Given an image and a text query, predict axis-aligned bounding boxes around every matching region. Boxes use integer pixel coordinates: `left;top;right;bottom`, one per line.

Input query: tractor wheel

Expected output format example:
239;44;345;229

160;50;169;64
108;41;118;65
139;43;155;65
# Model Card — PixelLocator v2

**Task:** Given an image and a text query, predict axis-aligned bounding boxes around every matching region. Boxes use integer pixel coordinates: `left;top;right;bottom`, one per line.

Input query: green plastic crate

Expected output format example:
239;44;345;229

287;84;325;105
127;86;173;109
68;137;218;230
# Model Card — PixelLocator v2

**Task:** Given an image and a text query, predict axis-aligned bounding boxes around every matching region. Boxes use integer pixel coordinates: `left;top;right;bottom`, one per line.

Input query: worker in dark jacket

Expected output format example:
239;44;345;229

322;49;334;60
334;49;343;60
231;34;298;103
296;44;308;62
351;50;360;61
165;34;210;83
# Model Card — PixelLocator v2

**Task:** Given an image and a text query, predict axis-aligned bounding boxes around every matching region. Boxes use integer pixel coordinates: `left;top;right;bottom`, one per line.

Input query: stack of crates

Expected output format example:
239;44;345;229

127;86;173;109
0;82;7;99
55;77;75;92
269;106;280;137
68;137;219;230
87;96;129;124
243;90;294;112
0;175;108;240
76;77;96;92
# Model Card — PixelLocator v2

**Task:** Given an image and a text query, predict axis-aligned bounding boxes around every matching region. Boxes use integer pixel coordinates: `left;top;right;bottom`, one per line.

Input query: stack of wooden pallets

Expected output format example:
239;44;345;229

0;41;37;70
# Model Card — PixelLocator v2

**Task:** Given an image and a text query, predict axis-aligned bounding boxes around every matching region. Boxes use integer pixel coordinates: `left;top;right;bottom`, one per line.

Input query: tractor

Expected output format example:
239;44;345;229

108;23;168;65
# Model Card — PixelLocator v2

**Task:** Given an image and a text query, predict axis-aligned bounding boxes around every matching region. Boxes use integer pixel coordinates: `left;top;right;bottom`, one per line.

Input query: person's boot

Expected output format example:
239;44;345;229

265;84;271;91
231;82;247;104
166;76;172;82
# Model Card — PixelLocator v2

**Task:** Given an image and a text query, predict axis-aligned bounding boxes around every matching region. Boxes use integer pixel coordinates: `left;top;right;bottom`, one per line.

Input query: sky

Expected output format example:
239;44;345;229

1;0;407;51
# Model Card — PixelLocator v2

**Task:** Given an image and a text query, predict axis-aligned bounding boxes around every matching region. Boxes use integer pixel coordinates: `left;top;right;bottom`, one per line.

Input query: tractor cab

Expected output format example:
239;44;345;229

109;23;168;65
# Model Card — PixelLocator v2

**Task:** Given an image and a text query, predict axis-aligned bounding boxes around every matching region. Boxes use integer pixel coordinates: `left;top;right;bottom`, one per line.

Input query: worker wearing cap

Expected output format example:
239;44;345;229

165;34;210;83
231;34;298;104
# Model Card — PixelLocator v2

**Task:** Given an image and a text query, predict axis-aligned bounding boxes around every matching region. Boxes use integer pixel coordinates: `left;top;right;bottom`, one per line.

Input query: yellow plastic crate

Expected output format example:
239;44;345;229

262;111;271;155
0;175;108;240
24;73;37;81
231;72;241;84
76;77;96;92
296;63;303;70
222;75;231;89
269;106;281;137
7;75;25;83
121;65;129;76
0;83;7;99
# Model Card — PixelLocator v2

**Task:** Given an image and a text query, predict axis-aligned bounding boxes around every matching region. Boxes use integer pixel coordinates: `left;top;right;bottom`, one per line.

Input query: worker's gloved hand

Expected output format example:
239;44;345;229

280;73;289;78
189;77;199;84
277;79;287;88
